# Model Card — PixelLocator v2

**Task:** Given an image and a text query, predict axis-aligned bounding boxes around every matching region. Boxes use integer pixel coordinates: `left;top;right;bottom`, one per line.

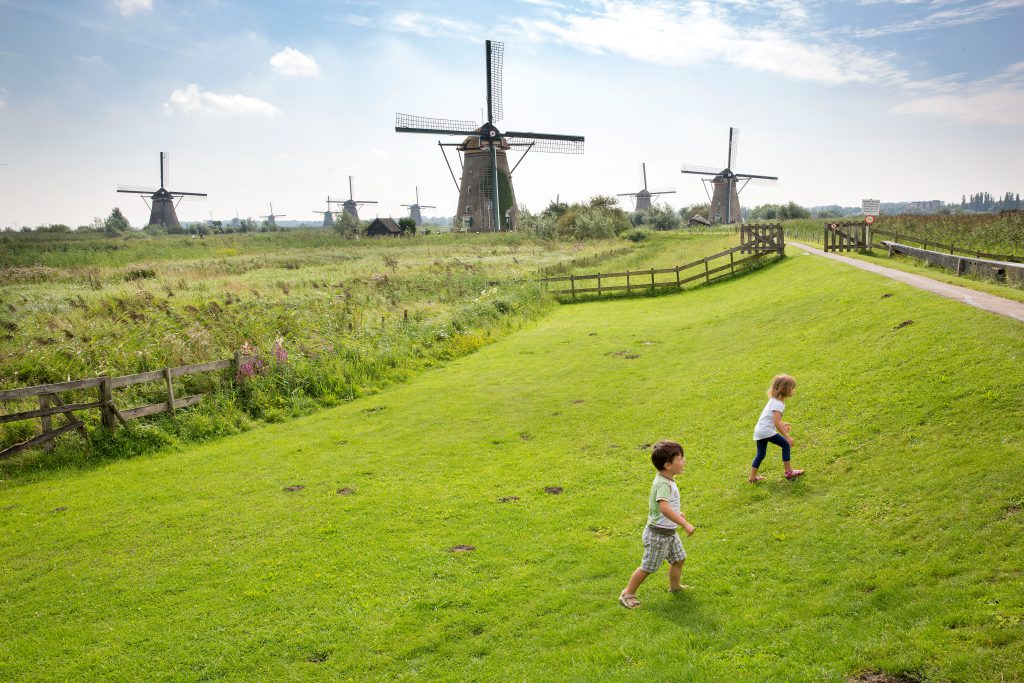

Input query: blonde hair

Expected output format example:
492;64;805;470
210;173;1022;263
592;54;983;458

768;374;796;400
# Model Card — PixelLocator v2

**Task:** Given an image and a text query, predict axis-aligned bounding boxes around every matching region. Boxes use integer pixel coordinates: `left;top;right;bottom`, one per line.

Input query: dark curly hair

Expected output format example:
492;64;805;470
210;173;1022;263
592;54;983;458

651;440;683;470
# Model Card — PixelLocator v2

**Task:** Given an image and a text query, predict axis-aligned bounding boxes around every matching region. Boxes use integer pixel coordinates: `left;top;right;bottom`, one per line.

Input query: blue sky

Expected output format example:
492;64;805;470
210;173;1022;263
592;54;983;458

1;0;1022;228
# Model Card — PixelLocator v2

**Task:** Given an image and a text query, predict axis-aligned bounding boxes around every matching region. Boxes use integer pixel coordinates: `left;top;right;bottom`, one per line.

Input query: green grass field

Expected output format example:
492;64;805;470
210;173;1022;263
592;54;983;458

2;250;1022;681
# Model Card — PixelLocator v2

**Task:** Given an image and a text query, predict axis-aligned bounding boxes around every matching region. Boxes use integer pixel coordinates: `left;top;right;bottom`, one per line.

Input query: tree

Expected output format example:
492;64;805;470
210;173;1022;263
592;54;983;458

333;211;360;239
398;217;417;235
104;207;130;235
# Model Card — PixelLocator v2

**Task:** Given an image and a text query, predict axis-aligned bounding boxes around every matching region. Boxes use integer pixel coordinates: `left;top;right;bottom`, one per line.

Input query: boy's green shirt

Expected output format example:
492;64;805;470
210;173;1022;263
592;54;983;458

648;473;680;529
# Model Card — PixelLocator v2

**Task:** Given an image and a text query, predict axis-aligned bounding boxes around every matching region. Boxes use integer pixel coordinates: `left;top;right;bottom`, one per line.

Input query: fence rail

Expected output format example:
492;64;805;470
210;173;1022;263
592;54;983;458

882;241;1024;285
0;354;257;460
871;228;1022;263
538;226;784;297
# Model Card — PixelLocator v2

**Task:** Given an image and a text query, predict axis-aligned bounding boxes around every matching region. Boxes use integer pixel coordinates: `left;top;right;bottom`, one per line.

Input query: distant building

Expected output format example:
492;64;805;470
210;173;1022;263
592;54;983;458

909;200;944;212
366;217;403;237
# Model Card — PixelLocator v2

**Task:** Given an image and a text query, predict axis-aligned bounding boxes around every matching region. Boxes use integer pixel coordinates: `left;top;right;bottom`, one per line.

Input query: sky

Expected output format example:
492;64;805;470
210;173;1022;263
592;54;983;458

0;0;1023;229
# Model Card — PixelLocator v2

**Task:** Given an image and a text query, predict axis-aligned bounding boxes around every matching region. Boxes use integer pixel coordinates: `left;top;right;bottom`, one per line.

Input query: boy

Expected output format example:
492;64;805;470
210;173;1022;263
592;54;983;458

619;440;696;609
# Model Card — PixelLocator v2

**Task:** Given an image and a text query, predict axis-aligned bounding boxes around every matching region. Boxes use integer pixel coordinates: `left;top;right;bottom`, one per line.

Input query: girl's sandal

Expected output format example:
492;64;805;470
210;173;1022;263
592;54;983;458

619;591;640;609
669;585;692;593
785;469;805;480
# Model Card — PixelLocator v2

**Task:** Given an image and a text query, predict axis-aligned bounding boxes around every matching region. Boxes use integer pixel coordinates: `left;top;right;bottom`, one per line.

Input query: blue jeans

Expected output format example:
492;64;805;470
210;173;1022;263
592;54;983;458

753;432;790;468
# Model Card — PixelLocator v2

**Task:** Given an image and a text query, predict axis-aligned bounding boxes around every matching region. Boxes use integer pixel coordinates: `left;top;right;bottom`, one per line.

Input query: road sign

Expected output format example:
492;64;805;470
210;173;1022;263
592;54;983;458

862;199;880;216
828;222;839;229
865;215;875;225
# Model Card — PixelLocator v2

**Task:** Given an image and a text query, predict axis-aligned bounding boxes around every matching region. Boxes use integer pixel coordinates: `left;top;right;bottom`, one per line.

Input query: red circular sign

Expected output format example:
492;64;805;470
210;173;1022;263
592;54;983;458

865;215;876;224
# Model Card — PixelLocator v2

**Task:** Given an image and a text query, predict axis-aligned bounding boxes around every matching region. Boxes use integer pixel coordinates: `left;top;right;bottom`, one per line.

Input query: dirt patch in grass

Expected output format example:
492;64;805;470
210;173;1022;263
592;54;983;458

283;485;305;492
337;487;356;496
498;495;519;503
52;506;67;513
848;672;920;683
448;545;476;553
570;399;585;404
608;351;641;359
544;486;563;495
637;443;652;450
1004;502;1021;518
881;293;894;298
894;320;914;330
364;406;387;413
306;651;330;664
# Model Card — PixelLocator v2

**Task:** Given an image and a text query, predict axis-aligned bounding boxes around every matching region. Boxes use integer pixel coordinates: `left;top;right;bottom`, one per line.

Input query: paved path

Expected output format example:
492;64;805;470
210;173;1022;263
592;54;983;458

789;242;1024;323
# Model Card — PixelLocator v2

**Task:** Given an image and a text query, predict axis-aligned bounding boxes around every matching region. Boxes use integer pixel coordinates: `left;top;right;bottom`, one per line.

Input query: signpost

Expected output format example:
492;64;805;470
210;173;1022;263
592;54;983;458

862;199;880;216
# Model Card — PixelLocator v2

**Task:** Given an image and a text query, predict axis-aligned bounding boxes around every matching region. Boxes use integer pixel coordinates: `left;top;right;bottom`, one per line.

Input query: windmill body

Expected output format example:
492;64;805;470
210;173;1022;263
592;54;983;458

117;152;206;231
401;186;437;226
341;176;377;222
680;128;777;225
617;163;675;212
396;40;584;232
260;203;286;228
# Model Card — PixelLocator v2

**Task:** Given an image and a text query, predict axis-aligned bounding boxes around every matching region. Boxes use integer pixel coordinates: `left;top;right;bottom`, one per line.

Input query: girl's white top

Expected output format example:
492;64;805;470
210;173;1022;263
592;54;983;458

753;398;785;440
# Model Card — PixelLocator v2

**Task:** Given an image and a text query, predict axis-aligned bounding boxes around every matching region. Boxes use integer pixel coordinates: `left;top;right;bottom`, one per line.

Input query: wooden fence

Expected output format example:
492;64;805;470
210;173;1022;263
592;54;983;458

538;226;784;298
0;354;256;460
870;228;1022;263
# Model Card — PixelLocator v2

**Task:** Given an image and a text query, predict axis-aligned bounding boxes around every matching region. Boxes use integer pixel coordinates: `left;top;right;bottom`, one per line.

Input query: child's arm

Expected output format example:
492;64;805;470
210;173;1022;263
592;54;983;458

773;411;794;445
658;500;695;536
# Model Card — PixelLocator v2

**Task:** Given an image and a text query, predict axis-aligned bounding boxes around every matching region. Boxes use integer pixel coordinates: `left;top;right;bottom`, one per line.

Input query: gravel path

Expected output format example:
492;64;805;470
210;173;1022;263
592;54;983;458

789;241;1024;323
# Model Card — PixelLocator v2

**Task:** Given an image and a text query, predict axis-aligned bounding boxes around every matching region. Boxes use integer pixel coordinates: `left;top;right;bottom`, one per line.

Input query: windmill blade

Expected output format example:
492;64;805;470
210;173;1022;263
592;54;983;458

616;192;640;197
356;200;379;206
503;131;584;154
727;127;739;170
396;113;478;137
735;173;778;181
681;164;721;175
486;40;504;125
117;185;159;194
420;204;436;209
160;152;170;188
168;191;208;197
649;190;677;195
739;176;778;188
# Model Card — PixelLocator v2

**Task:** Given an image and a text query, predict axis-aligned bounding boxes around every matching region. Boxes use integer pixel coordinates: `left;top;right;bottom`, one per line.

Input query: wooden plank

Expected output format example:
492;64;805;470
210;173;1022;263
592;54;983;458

0;376;105;402
164;368;175;414
40;395;53;453
109;369;167;389
0;400;105;425
121;393;204;421
0;421;82;460
169;359;233;378
100;377;116;431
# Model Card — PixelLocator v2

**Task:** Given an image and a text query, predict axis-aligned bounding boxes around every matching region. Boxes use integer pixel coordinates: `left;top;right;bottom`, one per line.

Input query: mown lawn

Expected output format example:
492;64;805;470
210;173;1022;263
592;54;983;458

1;252;1022;681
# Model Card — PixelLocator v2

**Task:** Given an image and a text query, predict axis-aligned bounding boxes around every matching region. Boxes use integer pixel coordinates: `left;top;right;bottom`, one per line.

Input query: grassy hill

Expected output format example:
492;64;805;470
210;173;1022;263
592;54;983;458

1;251;1022;681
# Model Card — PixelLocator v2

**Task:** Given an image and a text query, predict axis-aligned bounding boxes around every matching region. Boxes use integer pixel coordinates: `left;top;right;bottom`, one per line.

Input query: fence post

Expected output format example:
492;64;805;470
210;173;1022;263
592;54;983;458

163;367;176;414
40;394;54;453
99;375;117;431
704;260;710;283
730;252;735;275
675;266;681;288
626;270;631;293
650;268;655;292
233;350;242;379
570;273;576;300
597;273;602;296
404;309;408;322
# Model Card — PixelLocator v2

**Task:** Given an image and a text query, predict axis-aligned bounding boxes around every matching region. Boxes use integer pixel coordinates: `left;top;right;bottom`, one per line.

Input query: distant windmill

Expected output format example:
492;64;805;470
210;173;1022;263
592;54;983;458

680;128;777;225
401;186;436;225
117;152;207;230
396;40;584;232
341;176;377;221
617;163;675;211
313;196;336;228
260;202;286;227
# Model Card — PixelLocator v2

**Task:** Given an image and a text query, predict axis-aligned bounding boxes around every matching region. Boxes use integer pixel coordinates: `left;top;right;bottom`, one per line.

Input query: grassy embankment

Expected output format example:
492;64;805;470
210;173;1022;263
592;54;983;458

1;250;1021;681
0;230;733;473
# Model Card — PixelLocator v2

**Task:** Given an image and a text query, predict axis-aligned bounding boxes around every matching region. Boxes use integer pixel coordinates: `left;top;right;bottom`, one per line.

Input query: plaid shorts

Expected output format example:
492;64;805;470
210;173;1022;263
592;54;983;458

640;525;686;573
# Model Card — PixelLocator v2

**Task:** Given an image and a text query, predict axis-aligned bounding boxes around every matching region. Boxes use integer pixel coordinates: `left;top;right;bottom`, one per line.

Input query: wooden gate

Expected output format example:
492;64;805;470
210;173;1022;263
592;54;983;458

740;224;785;254
824;222;867;252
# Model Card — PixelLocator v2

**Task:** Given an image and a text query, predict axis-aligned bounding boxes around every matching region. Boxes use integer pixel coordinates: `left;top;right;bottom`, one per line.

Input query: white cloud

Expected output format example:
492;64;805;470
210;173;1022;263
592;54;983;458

113;0;153;16
857;0;1024;37
269;47;320;77
374;11;483;41
0;99;6;111
891;61;1024;126
75;55;106;65
163;84;282;117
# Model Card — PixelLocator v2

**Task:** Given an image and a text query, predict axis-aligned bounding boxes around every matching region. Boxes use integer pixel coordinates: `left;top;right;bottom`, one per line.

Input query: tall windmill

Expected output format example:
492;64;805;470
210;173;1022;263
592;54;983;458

117;152;207;230
617;163;675;211
260;203;286;228
341;176;377;221
401;186;436;225
680;128;777;225
396;39;584;232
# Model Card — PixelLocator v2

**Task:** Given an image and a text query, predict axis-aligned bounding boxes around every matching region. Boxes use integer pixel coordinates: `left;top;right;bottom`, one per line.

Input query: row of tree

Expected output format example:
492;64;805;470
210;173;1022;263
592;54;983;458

961;192;1021;213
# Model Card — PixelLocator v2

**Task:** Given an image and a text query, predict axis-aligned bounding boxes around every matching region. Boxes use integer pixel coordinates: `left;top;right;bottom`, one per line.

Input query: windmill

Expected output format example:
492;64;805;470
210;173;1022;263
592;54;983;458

680;127;777;225
260;202;286;228
313;196;337;228
117;152;207;230
340;176;377;221
617;163;675;211
401;186;436;225
395;39;584;232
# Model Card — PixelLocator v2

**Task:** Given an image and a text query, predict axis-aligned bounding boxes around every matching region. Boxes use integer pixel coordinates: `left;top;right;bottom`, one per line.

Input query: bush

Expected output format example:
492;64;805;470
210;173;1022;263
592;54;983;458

623;228;649;242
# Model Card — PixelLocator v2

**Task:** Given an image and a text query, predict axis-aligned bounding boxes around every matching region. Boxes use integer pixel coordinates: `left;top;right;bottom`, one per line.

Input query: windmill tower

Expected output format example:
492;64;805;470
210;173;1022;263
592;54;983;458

396;40;584;232
117;152;207;230
680;128;777;225
617;163;675;211
341;176;377;221
260;203;286;228
401;186;436;225
313;196;335;228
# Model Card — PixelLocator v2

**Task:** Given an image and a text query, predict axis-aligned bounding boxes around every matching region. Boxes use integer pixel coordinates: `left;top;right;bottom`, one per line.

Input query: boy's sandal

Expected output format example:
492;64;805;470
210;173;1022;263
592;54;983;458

619;591;640;609
785;469;805;479
669;585;692;593
748;475;765;483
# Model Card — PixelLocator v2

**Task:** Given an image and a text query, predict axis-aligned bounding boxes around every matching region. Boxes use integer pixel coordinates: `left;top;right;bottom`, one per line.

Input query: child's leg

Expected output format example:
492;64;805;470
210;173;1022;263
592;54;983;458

750;438;769;481
768;432;794;473
668;559;685;591
624;568;651;596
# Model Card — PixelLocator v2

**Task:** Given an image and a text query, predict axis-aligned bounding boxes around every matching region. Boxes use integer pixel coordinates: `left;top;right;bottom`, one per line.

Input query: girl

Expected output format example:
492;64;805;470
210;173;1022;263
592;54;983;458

749;374;803;482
